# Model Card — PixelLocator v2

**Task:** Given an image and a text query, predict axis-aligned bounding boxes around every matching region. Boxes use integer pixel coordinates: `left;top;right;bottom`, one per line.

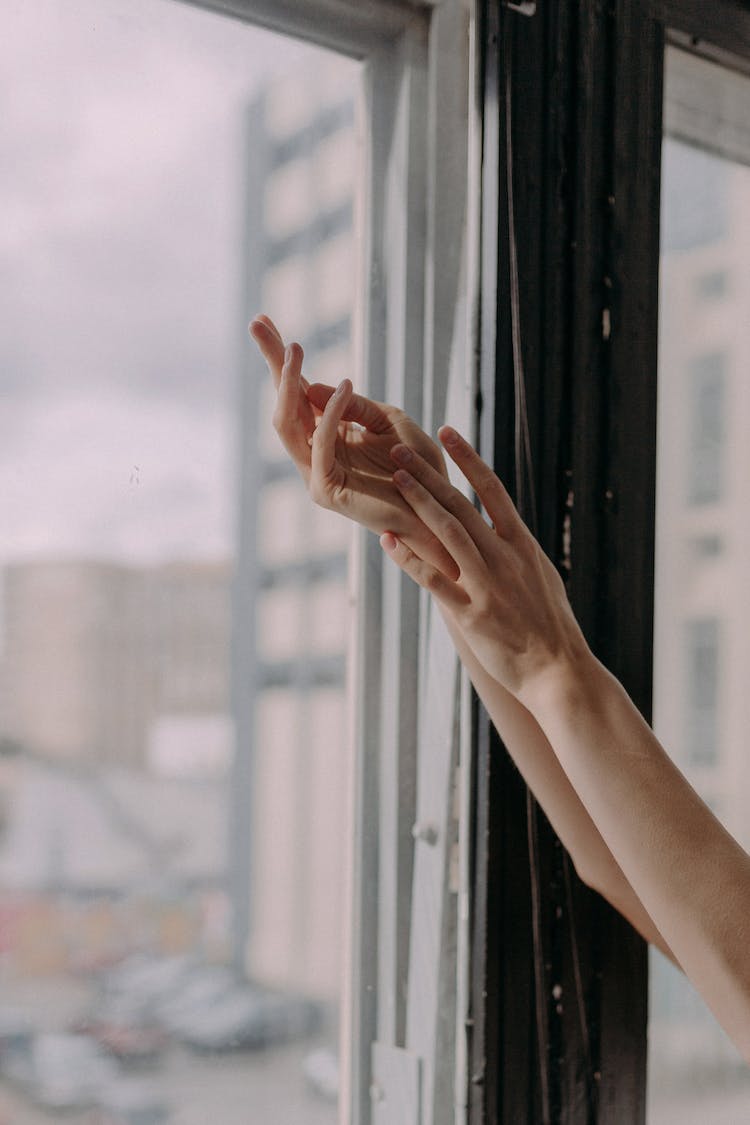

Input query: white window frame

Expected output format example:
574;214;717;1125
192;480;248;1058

185;3;479;1122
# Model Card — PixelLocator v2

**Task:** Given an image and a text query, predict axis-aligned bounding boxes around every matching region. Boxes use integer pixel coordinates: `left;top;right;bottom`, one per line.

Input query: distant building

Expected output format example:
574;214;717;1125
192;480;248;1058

652;135;750;1064
233;56;359;1000
0;558;231;770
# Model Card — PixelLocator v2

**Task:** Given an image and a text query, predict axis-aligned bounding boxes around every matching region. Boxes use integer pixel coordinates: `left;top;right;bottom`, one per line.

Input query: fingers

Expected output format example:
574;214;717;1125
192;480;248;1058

249;317;285;387
249;315;309;392
310;379;353;504
390;442;498;555
307;382;392;434
380;534;469;612
391;465;489;582
438;426;522;539
252;313;282;343
274;347;313;475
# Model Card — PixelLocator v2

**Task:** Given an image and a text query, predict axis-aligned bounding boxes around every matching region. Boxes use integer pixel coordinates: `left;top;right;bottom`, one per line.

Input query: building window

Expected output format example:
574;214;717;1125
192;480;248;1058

687;353;726;506
685;619;720;767
695;270;729;300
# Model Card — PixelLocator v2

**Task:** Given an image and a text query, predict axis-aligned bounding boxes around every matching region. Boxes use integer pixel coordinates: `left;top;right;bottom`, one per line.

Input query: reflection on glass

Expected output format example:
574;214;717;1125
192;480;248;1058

650;47;750;1123
0;2;359;1122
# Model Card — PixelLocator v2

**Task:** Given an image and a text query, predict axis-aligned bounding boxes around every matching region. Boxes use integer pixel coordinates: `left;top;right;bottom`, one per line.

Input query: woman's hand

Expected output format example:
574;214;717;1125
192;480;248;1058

249;314;459;578
381;426;592;706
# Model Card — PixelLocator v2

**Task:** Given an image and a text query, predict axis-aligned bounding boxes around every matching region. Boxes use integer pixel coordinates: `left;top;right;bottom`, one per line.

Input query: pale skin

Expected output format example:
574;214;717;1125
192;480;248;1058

250;314;750;1063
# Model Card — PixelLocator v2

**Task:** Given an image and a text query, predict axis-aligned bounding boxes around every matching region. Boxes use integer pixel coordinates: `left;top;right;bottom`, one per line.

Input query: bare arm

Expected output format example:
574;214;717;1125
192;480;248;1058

443;612;678;964
383;427;750;1062
249;317;678;965
527;657;750;1058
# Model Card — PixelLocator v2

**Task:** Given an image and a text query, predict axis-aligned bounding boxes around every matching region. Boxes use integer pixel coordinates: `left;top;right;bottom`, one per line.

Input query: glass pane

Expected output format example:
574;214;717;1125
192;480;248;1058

0;2;361;1122
650;46;750;1122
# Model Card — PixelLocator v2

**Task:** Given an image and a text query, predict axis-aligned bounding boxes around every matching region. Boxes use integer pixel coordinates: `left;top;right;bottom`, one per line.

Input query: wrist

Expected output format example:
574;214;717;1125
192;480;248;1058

517;644;604;723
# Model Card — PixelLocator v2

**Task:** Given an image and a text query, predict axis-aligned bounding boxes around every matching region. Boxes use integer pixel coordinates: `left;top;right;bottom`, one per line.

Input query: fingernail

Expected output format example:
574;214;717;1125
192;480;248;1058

441;426;459;447
380;532;398;551
391;444;413;465
334;378;349;398
393;469;412;488
285;345;293;363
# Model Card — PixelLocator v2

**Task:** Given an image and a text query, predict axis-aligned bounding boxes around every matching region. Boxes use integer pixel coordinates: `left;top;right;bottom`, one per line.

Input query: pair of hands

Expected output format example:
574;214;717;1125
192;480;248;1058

250;315;588;704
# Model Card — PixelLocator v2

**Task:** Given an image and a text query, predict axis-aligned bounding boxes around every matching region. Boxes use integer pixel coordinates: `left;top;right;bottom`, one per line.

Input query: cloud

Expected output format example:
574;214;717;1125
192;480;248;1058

0;393;233;563
0;0;326;560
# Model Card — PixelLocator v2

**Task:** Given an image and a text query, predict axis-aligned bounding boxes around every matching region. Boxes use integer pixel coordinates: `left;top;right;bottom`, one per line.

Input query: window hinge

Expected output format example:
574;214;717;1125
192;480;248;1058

371;1043;422;1125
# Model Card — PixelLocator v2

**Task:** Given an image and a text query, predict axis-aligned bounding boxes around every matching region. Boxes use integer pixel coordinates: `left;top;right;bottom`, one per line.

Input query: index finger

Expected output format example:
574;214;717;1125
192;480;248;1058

438;426;524;541
249;316;310;394
390;442;499;554
249;317;285;387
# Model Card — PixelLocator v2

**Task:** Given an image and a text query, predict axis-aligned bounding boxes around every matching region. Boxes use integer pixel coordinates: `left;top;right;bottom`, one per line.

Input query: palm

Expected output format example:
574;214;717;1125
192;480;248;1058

336;410;445;481
304;383;456;577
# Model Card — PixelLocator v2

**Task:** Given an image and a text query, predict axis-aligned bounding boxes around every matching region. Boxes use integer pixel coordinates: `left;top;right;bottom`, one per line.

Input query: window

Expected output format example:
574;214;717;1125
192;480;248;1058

695;270;729;300
0;3;474;1124
685;619;720;767
4;2;750;1122
687;353;726;506
0;3;362;1122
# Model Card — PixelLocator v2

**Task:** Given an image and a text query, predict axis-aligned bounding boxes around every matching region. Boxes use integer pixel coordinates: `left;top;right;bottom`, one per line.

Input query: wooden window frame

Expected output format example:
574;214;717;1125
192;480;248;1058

469;2;750;1123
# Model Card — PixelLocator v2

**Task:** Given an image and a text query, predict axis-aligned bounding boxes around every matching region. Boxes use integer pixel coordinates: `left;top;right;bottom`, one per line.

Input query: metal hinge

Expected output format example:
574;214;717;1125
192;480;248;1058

371;1043;422;1125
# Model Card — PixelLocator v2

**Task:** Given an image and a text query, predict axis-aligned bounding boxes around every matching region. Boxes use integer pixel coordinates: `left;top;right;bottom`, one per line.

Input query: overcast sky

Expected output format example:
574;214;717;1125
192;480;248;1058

0;0;338;564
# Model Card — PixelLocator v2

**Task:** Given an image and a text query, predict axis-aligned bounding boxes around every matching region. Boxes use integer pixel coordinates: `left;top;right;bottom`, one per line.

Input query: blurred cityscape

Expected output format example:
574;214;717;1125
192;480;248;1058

649;48;750;1118
5;10;749;1125
0;2;357;1122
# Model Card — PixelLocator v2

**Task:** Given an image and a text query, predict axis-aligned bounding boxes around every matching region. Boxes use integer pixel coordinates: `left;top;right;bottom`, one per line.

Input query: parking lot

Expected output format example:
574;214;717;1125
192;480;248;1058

0;975;338;1125
1;1042;338;1125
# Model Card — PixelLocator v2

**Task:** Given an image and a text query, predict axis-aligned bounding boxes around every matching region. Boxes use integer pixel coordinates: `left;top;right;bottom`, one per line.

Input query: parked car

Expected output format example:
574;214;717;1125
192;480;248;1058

99;954;197;1015
79;953;198;1062
303;1046;339;1101
73;1008;168;1065
0;1008;34;1064
172;986;322;1052
3;1032;120;1111
154;964;238;1033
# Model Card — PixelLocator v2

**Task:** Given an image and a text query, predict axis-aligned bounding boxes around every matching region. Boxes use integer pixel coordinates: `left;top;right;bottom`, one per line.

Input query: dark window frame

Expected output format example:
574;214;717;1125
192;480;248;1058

469;2;750;1123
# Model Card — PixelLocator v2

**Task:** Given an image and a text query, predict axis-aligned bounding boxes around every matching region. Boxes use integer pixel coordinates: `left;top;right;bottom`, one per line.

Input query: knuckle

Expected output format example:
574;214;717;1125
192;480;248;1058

308;477;330;508
516;529;539;562
468;591;493;624
477;469;497;495
440;518;465;548
423;568;443;594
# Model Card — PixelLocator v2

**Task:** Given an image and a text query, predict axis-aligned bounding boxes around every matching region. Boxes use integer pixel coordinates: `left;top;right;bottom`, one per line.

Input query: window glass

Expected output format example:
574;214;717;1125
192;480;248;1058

0;2;360;1121
650;46;750;1121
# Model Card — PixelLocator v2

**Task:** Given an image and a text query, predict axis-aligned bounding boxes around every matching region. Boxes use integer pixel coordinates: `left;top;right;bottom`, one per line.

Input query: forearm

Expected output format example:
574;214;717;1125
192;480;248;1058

442;611;677;963
526;654;750;1059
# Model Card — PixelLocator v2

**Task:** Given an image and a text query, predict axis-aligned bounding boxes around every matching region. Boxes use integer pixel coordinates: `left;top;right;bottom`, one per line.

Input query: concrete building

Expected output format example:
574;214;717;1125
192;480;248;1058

233;55;359;1001
0;558;231;771
651;129;750;1068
